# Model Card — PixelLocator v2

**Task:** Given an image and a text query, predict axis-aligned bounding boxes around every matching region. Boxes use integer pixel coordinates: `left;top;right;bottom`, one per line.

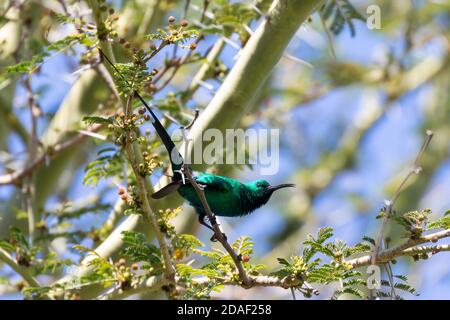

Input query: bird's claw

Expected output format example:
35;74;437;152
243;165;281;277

198;183;206;190
210;232;227;242
208;215;217;225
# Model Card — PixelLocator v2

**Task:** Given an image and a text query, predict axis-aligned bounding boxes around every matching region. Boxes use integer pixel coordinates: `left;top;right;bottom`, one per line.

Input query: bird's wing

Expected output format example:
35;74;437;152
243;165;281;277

193;174;236;192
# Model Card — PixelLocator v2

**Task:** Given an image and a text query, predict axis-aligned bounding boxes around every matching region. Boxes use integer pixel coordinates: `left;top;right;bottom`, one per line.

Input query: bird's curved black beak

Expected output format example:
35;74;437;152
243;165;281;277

268;183;295;192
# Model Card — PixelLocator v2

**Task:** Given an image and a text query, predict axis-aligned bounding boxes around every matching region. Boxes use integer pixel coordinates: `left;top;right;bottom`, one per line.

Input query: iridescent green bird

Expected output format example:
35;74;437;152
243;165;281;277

99;49;294;234
156;174;294;232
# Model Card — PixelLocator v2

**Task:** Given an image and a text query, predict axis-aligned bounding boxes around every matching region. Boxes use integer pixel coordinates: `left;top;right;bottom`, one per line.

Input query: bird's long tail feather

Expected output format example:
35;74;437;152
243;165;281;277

98;48;184;181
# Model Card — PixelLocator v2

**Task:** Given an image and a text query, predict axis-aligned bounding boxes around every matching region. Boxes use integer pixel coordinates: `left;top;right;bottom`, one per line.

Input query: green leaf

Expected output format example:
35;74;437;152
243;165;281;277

341;287;365;298
394;283;419;296
6;34;86;74
343;278;366;287
176;264;219;278
427;215;450;230
277;258;291;266
73;244;93;253
82;147;122;187
317;227;334;243
173;234;203;250
82;116;114;126
362;236;375;246
0;240;15;252
232;236;254;256
121;231;162;265
320;0;365;37
394;275;408;282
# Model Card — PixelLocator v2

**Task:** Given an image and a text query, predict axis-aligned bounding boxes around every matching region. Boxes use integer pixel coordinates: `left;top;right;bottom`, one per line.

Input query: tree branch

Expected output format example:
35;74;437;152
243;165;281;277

370;130;434;264
122;96;176;291
0;248;41;289
181;164;253;287
98;275;167;300
100;273;319;300
22;75;40;245
100;230;450;300
347;228;450;268
181;38;225;104
0;124;103;186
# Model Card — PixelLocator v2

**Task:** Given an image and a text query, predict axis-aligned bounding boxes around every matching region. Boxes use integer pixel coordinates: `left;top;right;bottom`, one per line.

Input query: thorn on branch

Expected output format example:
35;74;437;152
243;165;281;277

184;109;199;130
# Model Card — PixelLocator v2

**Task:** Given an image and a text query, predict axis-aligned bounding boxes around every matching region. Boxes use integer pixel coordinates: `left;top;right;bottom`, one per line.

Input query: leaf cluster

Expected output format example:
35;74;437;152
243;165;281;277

6;34;89;74
320;0;365;37
82;146;123;187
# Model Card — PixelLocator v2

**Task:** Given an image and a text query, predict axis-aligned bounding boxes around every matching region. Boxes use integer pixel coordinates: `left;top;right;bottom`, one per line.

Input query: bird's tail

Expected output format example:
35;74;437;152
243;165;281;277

98;48;184;182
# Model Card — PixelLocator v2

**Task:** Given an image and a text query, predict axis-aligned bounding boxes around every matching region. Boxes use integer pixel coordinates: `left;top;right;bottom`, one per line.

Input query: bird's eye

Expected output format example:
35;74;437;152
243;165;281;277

257;182;267;188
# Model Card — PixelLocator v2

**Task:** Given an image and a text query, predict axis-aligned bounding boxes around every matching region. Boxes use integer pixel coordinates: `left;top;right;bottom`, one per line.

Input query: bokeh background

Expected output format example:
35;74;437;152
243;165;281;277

0;0;449;299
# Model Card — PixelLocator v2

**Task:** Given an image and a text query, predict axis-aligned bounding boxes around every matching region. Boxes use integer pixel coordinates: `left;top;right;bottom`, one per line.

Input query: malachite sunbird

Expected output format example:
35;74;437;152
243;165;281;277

99;49;295;235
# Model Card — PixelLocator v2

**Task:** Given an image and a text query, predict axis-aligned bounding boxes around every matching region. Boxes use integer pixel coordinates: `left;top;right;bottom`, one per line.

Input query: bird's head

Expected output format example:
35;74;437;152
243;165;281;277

247;179;295;203
237;180;295;214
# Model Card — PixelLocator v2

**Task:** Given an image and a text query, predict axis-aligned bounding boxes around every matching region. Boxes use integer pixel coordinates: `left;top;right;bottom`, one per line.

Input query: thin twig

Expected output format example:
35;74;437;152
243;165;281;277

94;63;121;102
176;119;252;286
153;0;212;92
22;76;40;245
183;0;191;19
143;41;168;63
182;164;252;287
384;260;396;300
182;39;225;104
371;130;433;264
290;287;297;300
200;0;210;23
184;109;199;130
319;10;337;60
0;125;103;185
369;130;433;298
122;95;176;292
97;46;177;292
57;0;69;15
0;96;29;144
155;37;203;92
347;229;450;268
191;275;318;295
